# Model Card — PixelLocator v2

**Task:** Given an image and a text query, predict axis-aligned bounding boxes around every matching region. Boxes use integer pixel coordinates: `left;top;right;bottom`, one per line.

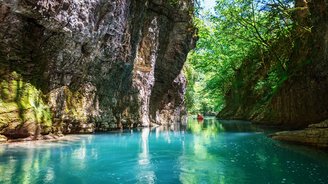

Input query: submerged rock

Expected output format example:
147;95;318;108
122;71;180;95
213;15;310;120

271;120;328;148
0;0;196;138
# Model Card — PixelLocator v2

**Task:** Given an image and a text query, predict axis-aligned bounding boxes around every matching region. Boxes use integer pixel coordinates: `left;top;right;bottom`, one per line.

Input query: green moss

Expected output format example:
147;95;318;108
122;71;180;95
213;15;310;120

169;0;179;6
0;80;17;101
0;101;20;131
58;86;88;122
0;72;53;133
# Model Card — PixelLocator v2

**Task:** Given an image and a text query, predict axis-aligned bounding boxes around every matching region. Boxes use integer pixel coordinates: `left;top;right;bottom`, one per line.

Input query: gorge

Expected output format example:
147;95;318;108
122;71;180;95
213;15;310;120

0;0;328;183
186;0;328;148
0;0;327;148
0;0;196;141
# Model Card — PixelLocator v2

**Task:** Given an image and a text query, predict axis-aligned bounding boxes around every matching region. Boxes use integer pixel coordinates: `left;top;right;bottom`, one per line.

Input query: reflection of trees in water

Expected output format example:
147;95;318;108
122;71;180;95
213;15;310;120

181;117;294;183
187;117;263;133
187;117;223;137
1;123;327;184
218;120;263;132
0;136;96;184
0;146;57;183
179;118;247;183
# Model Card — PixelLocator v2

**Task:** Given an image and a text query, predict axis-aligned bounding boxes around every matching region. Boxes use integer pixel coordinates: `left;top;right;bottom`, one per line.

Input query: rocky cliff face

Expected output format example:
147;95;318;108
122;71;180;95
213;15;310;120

219;0;328;129
254;0;328;128
0;0;196;139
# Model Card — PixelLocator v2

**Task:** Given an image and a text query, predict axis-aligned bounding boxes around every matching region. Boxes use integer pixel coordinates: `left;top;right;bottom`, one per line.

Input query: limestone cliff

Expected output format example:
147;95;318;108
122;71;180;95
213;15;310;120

0;0;196;139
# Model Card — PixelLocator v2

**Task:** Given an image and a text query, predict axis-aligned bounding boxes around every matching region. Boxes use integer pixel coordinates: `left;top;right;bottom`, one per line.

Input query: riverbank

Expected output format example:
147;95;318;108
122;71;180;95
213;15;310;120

0;124;164;144
0;133;65;144
2;118;328;150
0;134;86;147
270;120;328;149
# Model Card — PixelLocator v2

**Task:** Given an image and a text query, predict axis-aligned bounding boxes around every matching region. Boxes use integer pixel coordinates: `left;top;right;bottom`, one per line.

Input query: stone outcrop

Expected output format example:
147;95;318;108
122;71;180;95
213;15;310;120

271;120;328;148
0;0;196;140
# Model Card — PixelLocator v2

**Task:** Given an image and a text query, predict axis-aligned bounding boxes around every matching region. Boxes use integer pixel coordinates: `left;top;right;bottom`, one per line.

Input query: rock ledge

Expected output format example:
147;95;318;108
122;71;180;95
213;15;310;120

271;120;328;148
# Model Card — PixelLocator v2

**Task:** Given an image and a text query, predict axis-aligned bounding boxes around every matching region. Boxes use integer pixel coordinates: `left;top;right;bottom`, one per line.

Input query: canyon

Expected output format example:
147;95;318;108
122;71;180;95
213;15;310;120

0;0;196;140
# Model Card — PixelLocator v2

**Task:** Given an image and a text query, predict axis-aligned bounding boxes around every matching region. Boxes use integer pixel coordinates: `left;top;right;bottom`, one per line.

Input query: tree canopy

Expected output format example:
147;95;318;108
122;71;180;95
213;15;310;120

185;0;307;114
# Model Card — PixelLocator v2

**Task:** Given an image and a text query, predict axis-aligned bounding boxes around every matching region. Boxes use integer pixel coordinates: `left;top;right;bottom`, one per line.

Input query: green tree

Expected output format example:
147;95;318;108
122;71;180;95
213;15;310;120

185;0;298;114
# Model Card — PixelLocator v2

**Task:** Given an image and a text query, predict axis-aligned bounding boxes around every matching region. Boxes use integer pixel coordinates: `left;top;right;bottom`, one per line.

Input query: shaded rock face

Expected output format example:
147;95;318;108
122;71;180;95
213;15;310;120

219;0;328;129
153;73;187;125
0;0;195;139
255;0;328;128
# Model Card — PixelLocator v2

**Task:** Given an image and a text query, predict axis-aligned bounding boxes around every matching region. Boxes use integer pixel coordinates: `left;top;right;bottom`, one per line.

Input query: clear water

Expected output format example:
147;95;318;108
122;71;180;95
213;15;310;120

1;118;328;184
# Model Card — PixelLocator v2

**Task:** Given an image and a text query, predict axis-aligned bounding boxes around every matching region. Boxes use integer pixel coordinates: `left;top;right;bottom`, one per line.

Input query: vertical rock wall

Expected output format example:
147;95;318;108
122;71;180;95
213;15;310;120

0;0;196;139
218;0;328;129
253;0;328;128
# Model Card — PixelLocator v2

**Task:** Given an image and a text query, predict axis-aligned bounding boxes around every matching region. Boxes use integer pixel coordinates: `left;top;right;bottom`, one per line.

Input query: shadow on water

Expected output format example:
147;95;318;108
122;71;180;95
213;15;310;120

186;116;264;134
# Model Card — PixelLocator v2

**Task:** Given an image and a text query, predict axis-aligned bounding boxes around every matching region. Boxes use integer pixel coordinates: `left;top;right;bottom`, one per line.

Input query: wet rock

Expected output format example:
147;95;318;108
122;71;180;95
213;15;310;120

43;134;54;140
308;120;328;128
271;120;328;148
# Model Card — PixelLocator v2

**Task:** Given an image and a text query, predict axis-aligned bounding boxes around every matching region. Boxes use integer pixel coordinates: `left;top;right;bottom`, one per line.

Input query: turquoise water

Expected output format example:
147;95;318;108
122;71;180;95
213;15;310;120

1;118;328;184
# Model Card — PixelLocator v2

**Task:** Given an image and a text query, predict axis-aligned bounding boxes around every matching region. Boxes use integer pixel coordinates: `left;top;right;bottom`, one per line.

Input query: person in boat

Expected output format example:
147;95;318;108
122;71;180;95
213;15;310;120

197;113;204;120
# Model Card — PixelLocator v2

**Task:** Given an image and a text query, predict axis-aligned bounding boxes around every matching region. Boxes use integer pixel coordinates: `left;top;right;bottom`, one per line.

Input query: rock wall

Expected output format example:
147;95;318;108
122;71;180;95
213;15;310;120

253;0;328;128
219;0;328;129
0;0;196;139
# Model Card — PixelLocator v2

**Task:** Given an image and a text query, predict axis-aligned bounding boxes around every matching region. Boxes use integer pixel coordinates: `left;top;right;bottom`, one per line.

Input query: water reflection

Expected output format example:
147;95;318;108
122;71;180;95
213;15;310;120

0;136;95;184
178;117;247;183
187;117;222;137
0;144;56;184
137;128;156;183
0;118;327;184
218;120;264;132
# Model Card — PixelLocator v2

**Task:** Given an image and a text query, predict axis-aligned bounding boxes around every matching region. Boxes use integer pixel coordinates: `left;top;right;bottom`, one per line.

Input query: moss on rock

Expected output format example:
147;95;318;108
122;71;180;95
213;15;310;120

48;86;96;134
0;72;52;138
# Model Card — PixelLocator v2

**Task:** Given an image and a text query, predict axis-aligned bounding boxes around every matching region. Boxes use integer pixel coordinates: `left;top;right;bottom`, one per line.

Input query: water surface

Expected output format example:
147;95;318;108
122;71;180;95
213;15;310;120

1;118;328;184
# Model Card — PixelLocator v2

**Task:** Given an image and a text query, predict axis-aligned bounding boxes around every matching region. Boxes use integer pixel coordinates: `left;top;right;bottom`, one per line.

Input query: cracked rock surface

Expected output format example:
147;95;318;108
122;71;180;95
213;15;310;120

0;0;196;139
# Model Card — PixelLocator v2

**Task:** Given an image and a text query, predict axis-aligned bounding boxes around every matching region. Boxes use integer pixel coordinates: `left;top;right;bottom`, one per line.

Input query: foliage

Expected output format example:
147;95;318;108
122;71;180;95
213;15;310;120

185;0;298;114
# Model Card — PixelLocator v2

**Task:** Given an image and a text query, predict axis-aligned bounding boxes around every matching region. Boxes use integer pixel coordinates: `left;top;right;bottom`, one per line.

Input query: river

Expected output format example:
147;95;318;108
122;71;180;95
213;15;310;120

0;117;328;183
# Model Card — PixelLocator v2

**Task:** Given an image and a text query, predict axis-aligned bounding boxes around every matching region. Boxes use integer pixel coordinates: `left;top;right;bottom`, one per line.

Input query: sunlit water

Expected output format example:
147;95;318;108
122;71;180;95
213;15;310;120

1;118;328;184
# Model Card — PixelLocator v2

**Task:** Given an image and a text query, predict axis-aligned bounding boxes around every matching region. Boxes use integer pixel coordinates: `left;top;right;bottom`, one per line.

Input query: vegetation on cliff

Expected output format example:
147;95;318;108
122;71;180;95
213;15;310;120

0;72;52;138
185;0;311;118
0;0;196;140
